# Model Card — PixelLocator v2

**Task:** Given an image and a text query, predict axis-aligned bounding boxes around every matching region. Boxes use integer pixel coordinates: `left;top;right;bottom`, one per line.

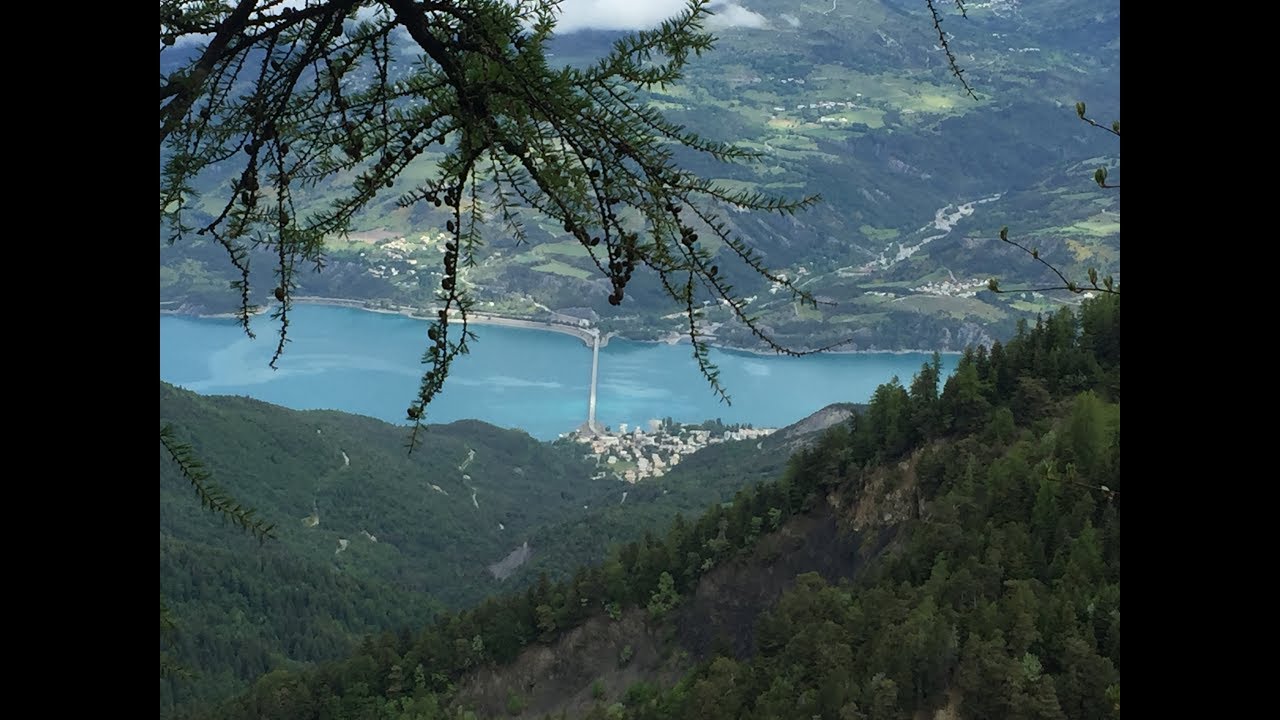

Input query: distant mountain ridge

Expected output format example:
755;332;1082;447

160;0;1119;352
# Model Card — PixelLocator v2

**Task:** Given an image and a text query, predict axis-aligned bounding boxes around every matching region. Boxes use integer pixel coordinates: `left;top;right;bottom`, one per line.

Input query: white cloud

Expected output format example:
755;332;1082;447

704;3;768;30
165;1;768;52
170;32;212;49
552;0;769;33
353;4;392;24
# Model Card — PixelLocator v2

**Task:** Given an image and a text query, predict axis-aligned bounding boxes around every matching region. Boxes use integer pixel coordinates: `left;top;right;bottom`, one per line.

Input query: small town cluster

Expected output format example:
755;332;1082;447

573;421;776;484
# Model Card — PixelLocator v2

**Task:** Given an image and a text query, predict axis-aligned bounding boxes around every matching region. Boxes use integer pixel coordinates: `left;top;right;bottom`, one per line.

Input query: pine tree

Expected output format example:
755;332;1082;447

160;0;837;445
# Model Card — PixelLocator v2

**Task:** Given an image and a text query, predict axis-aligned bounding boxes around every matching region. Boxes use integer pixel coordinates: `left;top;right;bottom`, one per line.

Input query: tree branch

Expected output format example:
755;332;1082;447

925;0;978;100
987;226;1119;296
159;0;261;144
160;424;276;541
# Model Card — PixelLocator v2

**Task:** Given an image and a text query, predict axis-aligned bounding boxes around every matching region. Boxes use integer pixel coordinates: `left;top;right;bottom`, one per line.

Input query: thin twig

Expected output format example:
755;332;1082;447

926;0;978;100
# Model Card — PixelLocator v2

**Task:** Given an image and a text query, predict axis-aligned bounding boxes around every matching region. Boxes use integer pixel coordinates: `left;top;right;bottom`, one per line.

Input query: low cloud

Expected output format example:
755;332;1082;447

705;3;768;30
166;1;769;51
170;32;212;49
553;0;768;33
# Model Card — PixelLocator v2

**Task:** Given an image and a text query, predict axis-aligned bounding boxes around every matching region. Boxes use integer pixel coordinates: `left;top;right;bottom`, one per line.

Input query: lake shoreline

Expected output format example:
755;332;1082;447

159;297;962;358
162;303;963;441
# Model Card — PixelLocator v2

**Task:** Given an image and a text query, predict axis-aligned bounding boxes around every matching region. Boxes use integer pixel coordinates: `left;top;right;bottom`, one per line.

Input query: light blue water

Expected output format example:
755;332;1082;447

160;305;958;440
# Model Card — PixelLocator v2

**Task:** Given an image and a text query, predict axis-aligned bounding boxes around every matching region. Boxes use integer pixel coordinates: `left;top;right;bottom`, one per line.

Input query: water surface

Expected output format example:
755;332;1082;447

160;305;957;439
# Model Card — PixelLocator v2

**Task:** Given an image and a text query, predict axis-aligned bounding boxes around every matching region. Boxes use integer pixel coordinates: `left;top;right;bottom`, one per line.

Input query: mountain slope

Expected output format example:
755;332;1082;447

198;294;1120;720
160;383;853;714
160;382;607;713
161;382;610;603
518;402;860;584
159;0;1119;351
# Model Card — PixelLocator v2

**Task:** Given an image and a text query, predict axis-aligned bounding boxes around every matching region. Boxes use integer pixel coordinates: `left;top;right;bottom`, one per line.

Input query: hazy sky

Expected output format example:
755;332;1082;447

169;1;772;48
552;1;769;32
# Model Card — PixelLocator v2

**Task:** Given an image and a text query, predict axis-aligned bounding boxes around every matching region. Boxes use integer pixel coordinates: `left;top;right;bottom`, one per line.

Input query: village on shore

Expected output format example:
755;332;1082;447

568;419;776;484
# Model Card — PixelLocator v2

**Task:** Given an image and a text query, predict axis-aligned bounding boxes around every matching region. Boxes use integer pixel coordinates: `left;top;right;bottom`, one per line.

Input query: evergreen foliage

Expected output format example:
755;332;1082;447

160;383;601;713
159;383;813;715
160;0;842;440
190;295;1119;720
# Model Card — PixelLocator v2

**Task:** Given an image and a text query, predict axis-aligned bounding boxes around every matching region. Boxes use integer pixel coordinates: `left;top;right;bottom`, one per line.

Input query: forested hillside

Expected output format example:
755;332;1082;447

517;404;857;583
192;294;1120;720
160;388;605;712
161;384;848;715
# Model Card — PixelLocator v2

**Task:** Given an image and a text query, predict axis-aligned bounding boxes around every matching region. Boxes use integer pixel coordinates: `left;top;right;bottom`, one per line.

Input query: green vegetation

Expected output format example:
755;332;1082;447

160;385;606;712
160;384;840;715
160;1;1119;357
531;260;595;281
189;294;1120;720
160;0;835;445
519;421;815;584
159;3;1120;718
859;225;900;242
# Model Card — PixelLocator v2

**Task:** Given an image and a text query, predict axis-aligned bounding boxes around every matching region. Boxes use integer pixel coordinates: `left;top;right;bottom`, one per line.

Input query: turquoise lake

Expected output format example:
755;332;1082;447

160;305;959;440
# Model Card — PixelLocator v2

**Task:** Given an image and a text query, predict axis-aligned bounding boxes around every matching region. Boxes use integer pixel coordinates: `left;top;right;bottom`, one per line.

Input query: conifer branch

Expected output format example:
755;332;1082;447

160;0;863;449
160;653;194;681
925;0;978;100
986;226;1119;297
987;102;1119;298
1076;101;1121;138
160;425;277;541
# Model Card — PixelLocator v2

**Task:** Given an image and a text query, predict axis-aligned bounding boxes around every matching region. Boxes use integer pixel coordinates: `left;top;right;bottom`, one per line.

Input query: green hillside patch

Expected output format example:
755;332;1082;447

793;302;823;321
532;260;593;280
1067;212;1121;237
894;294;1007;322
799;126;856;143
868;74;991;119
861;280;919;289
853;108;887;127
323;235;372;253
532;239;591;259
160;382;613;712
648;100;688;111
1009;298;1065;314
390;154;444;184
765;133;822;152
859;225;900;242
901;92;962;114
1065;237;1120;265
851;293;894;308
737;138;831;162
828;312;889;325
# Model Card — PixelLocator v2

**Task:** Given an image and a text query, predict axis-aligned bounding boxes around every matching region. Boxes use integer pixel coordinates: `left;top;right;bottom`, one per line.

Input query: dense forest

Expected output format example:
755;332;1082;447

159;391;606;711
160;384;844;714
182;294;1119;720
